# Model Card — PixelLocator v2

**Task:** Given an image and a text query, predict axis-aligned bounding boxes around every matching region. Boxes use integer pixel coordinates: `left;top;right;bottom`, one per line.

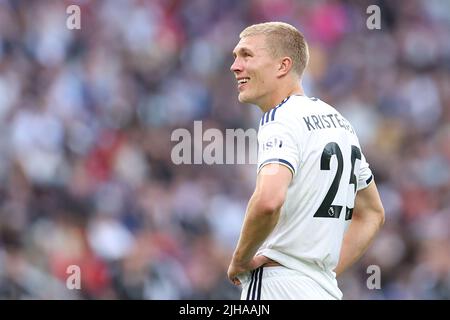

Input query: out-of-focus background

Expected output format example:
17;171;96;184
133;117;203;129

0;0;449;300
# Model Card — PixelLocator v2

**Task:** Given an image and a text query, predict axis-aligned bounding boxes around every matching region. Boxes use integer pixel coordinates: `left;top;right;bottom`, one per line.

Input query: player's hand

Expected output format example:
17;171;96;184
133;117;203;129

227;255;270;285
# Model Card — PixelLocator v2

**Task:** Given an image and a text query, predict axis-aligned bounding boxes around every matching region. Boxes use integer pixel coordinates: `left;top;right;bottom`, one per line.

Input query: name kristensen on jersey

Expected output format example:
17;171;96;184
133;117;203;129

303;113;355;134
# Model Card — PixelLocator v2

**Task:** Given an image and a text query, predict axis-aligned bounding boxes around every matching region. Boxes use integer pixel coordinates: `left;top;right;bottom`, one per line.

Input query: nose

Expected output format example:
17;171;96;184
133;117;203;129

230;57;242;74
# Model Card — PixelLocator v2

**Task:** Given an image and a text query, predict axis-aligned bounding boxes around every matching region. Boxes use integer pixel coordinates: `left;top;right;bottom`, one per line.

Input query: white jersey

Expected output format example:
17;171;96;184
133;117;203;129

255;95;373;298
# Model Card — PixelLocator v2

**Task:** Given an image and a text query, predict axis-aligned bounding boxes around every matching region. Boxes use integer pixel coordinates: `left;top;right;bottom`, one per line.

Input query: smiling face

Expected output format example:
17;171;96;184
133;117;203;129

230;34;280;108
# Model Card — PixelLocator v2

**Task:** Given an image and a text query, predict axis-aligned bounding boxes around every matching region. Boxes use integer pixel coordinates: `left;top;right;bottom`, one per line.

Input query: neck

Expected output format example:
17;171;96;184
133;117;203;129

258;82;304;113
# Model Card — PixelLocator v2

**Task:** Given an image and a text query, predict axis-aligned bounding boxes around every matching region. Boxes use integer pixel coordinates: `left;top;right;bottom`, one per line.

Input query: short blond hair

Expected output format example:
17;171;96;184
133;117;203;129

240;22;309;77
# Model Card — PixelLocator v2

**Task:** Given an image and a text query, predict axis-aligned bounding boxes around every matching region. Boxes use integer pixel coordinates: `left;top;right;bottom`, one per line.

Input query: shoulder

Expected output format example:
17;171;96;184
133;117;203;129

259;96;290;127
259;95;308;127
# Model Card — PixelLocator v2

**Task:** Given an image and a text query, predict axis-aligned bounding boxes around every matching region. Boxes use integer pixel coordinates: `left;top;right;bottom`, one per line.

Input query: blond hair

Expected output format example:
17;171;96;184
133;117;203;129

240;22;309;77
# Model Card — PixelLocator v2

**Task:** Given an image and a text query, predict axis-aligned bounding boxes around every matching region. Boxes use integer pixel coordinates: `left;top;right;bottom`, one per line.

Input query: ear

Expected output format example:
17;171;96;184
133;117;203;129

277;57;293;77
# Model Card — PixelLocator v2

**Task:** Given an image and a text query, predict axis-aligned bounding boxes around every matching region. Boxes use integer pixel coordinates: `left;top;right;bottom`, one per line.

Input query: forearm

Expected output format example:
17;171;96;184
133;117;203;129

232;194;280;265
334;213;383;276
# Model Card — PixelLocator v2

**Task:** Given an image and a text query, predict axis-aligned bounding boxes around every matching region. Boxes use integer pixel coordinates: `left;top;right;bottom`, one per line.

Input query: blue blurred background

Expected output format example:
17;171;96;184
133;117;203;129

0;0;449;299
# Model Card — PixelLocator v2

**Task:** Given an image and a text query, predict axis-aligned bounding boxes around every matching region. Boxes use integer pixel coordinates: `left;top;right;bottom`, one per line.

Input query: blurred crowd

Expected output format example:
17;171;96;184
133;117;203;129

0;0;449;299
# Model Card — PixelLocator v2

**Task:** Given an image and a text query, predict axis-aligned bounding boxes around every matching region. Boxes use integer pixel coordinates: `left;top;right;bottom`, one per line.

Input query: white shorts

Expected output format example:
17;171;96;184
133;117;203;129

238;266;340;300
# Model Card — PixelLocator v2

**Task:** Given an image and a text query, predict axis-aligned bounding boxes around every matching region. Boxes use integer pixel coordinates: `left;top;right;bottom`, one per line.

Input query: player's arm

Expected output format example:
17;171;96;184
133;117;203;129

334;180;385;277
227;164;292;284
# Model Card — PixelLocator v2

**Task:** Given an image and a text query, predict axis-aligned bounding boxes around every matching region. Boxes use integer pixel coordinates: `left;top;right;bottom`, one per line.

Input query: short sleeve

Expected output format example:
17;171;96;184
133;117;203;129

357;152;373;191
257;117;300;177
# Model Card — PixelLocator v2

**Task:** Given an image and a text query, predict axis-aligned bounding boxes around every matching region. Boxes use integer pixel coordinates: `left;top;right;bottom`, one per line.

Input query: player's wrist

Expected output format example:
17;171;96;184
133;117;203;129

231;252;251;267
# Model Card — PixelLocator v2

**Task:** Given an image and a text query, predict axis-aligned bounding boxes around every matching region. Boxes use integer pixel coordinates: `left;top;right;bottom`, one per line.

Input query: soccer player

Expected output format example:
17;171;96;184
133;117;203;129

227;22;385;300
